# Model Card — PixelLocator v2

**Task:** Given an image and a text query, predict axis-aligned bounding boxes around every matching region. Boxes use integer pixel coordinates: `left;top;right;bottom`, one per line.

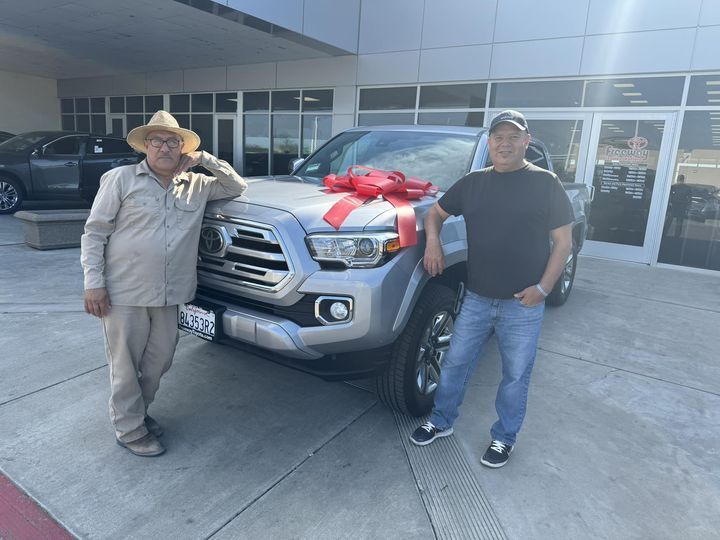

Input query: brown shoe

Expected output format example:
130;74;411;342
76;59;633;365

116;433;165;457
144;415;164;438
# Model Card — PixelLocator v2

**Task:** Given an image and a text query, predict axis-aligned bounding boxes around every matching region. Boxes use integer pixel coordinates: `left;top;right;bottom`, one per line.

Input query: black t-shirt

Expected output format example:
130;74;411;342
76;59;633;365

438;163;574;299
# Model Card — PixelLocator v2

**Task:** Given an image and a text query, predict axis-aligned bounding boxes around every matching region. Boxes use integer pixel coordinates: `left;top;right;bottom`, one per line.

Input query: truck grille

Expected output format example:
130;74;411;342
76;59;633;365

197;217;294;292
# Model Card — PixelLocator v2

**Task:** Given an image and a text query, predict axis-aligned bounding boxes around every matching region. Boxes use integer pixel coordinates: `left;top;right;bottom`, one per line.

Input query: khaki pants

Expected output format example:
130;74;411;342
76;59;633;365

101;305;179;443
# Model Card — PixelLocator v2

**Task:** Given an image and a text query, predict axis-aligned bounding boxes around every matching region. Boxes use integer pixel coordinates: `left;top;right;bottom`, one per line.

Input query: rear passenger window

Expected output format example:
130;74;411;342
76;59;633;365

525;145;549;170
90;138;133;155
44;137;82;155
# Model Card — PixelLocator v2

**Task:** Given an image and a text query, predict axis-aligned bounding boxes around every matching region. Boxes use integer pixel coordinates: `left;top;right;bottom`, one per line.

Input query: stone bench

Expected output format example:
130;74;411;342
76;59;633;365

14;209;90;250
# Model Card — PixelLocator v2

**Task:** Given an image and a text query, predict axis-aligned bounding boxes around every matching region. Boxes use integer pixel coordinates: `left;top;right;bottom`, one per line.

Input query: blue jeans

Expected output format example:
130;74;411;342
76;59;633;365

429;290;545;446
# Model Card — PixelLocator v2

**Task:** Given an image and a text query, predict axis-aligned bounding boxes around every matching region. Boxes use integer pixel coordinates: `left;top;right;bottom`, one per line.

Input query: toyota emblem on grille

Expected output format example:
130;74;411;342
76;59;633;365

200;226;226;255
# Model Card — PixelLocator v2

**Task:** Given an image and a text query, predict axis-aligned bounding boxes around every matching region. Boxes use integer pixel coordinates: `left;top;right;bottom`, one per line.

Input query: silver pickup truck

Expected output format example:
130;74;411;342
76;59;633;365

181;126;591;416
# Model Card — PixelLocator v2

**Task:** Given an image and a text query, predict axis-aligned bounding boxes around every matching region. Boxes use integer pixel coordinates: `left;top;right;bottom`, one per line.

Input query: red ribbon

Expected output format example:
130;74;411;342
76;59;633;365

322;166;439;247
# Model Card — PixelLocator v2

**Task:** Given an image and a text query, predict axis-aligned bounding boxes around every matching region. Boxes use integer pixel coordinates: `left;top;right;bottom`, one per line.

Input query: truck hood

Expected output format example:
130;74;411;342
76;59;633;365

212;175;436;233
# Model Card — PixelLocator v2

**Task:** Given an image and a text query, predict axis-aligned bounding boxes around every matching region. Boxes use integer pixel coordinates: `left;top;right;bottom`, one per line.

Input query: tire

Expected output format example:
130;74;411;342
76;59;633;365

0;176;23;214
546;240;578;306
376;283;456;416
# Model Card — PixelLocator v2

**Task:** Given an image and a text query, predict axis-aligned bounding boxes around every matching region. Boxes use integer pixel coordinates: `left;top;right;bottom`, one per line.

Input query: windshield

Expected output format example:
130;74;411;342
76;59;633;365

295;130;478;191
0;133;47;152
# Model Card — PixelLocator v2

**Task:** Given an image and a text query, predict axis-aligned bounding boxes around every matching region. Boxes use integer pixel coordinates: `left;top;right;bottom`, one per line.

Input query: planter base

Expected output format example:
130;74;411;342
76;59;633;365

14;209;90;250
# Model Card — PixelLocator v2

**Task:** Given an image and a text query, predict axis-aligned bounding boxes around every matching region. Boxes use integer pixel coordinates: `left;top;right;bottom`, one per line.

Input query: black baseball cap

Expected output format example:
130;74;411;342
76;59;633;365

489;110;529;133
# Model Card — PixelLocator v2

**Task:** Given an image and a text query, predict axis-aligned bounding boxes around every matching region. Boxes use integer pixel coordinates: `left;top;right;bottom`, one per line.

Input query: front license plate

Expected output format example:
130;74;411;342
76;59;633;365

178;301;224;341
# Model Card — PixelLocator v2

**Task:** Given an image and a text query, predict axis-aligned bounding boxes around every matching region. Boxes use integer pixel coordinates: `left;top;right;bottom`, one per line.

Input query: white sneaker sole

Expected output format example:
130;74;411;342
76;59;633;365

410;426;454;446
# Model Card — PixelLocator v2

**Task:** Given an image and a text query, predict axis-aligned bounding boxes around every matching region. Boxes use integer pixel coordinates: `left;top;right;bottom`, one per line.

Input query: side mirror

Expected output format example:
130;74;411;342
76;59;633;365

289;157;305;173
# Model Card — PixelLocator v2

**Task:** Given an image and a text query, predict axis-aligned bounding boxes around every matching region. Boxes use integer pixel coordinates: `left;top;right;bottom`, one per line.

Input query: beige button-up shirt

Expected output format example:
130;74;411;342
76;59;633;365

81;152;247;306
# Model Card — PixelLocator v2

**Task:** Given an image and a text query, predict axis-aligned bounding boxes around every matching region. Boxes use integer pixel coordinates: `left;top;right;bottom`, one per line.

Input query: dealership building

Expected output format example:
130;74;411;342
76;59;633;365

1;0;719;274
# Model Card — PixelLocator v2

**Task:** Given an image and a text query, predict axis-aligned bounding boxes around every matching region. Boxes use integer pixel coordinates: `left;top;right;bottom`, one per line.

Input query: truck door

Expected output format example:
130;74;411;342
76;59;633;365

29;135;84;197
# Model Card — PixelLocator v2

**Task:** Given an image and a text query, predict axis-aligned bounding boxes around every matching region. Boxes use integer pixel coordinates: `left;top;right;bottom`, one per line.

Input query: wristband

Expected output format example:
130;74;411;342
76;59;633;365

535;283;548;297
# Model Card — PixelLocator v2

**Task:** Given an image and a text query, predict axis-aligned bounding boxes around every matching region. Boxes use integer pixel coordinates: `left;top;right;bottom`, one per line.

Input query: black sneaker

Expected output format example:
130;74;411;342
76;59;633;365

480;440;513;468
410;421;454;446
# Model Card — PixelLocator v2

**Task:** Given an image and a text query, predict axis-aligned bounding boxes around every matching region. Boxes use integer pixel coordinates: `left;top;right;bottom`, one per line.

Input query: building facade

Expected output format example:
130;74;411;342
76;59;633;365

2;0;719;273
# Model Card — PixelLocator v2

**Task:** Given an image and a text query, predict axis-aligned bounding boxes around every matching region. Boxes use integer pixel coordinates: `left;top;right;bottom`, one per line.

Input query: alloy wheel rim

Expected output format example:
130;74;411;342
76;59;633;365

560;251;575;294
0;181;19;210
414;310;454;395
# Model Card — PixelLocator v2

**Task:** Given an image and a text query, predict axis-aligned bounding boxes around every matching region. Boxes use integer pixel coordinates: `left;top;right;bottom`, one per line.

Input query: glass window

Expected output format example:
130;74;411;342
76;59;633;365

244;115;269;176
302;115;332;156
90;98;105;113
244;92;269;112
191;115;213;152
126;96;143;113
145;95;163;113
582;77;684;107
417;111;484;127
61;115;75;131
490;80;584;108
191;93;213;112
525;119;584;183
272;114;299;174
687;75;720;106
127;114;144;132
357;112;415;126
170;94;190;112
89;137;133;155
216;93;238;113
76;115;90;132
45;136;82;155
60;99;74;114
359;87;416;110
109;97;124;113
175;114;190;129
658;111;720;271
75;98;89;114
302;89;333;112
91;115;106;135
419;84;486;109
217;118;235;165
272;90;300;112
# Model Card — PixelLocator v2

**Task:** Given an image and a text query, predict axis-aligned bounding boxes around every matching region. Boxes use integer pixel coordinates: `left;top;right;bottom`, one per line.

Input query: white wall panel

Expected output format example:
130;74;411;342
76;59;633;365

304;0;360;52
692;26;720;70
227;63;276;90
225;0;303;33
421;0;496;49
332;113;355;135
700;1;720;26
112;74;147;96
495;0;589;42
419;45;491;82
57;77;113;98
146;70;183;94
357;51;420;84
581;29;694;75
358;0;424;54
0;70;58;132
182;67;227;92
331;86;357;115
586;0;701;35
490;37;583;79
277;56;357;88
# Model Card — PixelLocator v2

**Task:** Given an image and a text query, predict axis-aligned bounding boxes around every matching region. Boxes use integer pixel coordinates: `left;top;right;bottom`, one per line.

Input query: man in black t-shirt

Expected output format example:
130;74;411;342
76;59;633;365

410;110;574;468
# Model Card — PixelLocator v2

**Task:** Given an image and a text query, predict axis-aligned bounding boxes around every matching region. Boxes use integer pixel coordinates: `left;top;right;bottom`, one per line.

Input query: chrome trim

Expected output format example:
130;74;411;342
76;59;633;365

314;296;354;326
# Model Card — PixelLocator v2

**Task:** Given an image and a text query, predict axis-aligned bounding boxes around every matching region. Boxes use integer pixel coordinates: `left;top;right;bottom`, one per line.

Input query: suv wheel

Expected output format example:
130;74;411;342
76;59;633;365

376;283;455;416
0;176;23;214
546;240;578;306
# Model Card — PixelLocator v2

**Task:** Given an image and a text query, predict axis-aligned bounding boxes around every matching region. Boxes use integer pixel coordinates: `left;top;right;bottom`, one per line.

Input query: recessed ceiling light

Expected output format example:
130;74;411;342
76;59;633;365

630;100;649;103
707;91;720;95
623;92;642;96
709;99;720;103
613;83;635;88
705;81;720;85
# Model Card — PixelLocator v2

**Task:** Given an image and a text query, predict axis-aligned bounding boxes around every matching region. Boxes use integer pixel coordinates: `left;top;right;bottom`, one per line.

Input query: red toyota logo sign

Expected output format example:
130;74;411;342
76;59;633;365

627;136;648;150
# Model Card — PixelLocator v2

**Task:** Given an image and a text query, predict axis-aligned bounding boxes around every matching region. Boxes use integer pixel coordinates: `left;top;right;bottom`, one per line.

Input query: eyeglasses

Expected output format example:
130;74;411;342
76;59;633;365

145;137;182;149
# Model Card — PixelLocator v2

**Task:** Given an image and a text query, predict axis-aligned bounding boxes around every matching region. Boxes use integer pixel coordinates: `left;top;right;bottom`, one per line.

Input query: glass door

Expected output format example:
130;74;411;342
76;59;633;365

581;113;676;263
109;115;125;137
214;115;238;170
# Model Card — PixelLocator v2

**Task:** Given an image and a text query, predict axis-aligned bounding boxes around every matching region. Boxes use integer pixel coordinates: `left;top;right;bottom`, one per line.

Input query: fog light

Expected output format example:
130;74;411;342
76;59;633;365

329;301;349;320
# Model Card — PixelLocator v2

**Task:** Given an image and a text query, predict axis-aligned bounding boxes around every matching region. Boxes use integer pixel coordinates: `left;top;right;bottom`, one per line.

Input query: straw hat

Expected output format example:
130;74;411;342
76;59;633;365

126;110;201;153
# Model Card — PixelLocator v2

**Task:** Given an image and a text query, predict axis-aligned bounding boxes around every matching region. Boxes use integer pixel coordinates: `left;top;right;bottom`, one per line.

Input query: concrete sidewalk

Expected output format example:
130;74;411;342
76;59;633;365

1;213;718;539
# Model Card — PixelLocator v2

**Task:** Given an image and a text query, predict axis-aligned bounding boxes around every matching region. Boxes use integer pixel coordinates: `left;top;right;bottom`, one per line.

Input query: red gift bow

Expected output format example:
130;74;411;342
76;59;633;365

322;166;439;247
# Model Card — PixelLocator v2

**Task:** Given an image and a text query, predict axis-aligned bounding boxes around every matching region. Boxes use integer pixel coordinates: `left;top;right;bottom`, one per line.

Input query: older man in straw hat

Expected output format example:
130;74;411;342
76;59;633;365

81;110;247;456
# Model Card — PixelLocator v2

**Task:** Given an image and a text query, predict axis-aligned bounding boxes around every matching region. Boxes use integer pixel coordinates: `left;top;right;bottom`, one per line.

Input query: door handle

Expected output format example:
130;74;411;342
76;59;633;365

64;162;77;167
588;185;595;201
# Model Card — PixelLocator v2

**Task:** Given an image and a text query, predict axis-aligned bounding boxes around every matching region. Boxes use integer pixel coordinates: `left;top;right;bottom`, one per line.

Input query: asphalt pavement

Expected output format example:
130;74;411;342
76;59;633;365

1;213;719;539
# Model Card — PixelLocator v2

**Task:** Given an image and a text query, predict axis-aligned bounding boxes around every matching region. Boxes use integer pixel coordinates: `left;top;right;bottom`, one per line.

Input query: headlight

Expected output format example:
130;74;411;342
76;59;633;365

306;232;401;268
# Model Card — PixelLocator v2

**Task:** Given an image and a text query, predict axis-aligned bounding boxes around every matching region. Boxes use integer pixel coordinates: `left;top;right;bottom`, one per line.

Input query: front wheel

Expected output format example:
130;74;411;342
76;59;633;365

375;283;456;416
546;240;578;306
0;176;23;214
